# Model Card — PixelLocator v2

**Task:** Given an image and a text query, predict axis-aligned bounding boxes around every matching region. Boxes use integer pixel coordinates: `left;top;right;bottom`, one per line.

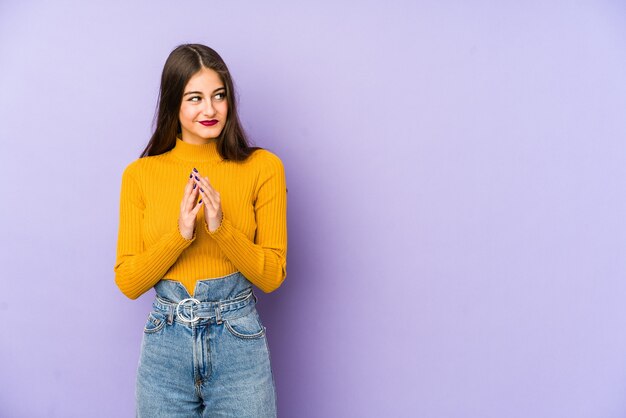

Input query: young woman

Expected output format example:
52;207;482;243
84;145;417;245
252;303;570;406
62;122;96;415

113;43;287;417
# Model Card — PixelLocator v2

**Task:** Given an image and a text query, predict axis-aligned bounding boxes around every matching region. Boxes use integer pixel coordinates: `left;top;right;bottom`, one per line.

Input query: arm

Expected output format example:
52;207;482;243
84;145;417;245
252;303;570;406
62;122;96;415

113;164;196;300
204;153;288;293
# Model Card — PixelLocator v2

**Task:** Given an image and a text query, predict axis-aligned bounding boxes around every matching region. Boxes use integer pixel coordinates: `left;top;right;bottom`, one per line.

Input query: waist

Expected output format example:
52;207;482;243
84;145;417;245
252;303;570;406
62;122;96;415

156;271;251;301
152;271;256;326
152;286;257;326
163;265;248;298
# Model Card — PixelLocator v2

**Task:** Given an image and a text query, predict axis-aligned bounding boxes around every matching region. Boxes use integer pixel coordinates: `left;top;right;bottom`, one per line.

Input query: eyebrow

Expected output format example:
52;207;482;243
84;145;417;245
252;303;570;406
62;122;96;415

183;87;226;96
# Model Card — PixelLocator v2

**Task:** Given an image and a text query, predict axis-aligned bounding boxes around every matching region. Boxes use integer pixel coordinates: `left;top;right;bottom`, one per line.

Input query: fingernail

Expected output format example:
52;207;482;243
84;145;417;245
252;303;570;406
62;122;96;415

189;173;192;178
193;168;198;173
193;183;196;189
200;187;204;192
198;199;203;204
194;175;199;180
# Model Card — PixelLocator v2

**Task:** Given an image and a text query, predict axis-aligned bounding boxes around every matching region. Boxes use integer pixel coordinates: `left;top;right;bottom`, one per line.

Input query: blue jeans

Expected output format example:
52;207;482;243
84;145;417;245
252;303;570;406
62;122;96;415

135;271;277;417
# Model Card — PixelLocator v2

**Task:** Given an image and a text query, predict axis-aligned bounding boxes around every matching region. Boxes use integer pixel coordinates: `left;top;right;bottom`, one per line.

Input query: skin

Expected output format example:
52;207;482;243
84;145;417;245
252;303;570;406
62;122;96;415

176;67;228;239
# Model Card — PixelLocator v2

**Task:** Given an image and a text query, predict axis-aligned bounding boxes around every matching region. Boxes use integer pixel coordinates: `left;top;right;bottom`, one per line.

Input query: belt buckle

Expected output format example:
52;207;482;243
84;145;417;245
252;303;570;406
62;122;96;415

176;298;201;323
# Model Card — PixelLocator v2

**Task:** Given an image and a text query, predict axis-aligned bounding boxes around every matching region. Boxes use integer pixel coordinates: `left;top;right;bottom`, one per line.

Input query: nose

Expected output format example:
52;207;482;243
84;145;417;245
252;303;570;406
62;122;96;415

202;98;216;117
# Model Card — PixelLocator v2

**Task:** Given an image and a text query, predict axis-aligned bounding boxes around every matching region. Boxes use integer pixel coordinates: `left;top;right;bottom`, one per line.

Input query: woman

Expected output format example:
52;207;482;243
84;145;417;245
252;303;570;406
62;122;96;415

113;43;287;417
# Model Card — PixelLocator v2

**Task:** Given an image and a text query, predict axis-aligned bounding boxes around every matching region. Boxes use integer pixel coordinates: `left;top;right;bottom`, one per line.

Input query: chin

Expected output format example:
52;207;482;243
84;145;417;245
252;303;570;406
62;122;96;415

196;129;222;139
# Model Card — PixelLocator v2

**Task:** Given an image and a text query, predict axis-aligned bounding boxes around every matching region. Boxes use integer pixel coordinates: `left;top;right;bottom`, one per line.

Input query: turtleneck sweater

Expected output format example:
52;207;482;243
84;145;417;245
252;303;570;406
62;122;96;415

113;136;288;299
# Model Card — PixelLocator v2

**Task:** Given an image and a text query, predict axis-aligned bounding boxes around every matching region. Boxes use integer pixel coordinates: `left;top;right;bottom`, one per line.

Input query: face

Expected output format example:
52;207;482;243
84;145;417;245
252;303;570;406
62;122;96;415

179;67;228;143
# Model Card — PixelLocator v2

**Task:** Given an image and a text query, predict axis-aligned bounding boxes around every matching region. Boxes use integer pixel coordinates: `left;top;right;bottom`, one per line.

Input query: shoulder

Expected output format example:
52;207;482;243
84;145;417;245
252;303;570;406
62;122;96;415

119;156;164;193
248;148;285;174
121;155;161;178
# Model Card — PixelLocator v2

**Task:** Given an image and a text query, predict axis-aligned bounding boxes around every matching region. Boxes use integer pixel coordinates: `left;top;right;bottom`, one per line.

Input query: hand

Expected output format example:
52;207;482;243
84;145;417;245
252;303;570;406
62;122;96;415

178;172;203;240
192;170;223;233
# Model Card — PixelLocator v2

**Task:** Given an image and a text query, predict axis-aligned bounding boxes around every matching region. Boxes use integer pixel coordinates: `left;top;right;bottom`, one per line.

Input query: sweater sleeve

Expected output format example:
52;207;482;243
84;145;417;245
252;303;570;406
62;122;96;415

204;152;288;293
113;163;196;300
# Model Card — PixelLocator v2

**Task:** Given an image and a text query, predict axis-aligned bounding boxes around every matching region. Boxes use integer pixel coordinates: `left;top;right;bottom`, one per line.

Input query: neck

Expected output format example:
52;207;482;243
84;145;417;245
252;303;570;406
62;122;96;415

170;134;223;163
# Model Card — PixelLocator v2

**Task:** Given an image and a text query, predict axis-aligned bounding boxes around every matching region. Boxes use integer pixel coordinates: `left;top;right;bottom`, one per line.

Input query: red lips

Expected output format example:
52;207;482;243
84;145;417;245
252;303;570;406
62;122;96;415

199;120;218;126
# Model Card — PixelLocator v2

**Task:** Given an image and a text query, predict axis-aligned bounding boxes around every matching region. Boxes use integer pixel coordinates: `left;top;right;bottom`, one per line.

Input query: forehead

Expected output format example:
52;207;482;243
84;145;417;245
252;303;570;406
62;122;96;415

184;67;224;91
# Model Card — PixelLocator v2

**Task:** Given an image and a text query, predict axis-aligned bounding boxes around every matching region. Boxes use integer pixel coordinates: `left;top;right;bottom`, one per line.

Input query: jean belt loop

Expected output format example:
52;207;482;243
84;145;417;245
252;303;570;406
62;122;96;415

167;306;174;325
215;303;223;325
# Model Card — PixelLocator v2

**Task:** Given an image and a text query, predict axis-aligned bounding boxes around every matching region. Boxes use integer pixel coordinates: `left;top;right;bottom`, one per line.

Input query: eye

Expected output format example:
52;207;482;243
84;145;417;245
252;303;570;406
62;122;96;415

214;92;226;101
188;96;202;102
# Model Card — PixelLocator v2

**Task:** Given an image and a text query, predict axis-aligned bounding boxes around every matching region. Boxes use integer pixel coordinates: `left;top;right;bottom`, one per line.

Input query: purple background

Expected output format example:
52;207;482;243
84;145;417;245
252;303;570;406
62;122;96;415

1;1;626;417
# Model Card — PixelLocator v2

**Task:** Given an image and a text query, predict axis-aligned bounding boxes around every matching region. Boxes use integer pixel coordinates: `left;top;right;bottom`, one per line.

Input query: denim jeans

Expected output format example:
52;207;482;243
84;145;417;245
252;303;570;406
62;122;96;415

135;271;277;417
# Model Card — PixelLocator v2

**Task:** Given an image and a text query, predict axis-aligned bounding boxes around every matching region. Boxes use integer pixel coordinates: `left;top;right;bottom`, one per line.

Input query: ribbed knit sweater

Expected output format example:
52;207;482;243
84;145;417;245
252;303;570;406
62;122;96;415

113;136;288;299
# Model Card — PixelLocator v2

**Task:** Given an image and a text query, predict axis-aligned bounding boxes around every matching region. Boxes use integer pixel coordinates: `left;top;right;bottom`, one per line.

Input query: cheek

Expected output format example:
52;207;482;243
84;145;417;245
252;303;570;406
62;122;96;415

218;102;229;116
179;105;195;122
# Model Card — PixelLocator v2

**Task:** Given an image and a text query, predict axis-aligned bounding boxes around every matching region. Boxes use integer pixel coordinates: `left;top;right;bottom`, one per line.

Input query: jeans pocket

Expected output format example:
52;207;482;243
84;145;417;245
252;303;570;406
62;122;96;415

143;311;166;334
224;309;266;339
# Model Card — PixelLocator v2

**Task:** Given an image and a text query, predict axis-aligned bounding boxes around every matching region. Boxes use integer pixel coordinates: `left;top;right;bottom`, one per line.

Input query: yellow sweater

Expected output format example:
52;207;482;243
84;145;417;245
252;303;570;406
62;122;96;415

113;136;288;299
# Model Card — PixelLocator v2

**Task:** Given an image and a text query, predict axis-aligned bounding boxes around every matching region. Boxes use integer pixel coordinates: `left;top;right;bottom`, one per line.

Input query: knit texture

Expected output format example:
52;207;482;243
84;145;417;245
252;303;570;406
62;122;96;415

113;136;287;299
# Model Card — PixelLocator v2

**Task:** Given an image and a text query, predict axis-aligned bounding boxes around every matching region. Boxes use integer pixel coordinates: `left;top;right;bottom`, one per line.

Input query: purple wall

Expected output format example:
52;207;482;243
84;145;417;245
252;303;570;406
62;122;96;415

1;1;625;417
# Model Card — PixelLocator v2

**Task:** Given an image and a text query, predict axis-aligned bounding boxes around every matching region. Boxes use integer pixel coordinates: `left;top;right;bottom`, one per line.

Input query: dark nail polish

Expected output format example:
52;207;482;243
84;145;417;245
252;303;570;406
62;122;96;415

193;183;196;189
194;175;199;180
200;187;204;192
198;199;203;204
189;173;192;178
193;168;198;173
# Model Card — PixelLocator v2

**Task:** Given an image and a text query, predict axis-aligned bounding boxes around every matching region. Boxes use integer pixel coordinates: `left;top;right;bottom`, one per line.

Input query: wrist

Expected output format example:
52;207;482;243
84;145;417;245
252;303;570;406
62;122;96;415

205;213;224;234
177;221;195;241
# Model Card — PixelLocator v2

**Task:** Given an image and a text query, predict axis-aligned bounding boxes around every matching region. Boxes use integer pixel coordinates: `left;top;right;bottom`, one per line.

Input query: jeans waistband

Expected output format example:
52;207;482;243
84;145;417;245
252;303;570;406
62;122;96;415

152;289;257;324
153;287;257;326
155;271;252;301
151;272;257;326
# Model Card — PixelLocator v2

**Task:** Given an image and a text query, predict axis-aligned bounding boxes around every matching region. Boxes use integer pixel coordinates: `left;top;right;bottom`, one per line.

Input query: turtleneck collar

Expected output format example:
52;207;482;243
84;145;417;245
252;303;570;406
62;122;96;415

170;135;223;163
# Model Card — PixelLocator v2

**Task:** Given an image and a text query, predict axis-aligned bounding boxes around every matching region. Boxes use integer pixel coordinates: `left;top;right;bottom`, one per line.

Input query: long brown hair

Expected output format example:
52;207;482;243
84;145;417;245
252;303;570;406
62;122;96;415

140;44;261;161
